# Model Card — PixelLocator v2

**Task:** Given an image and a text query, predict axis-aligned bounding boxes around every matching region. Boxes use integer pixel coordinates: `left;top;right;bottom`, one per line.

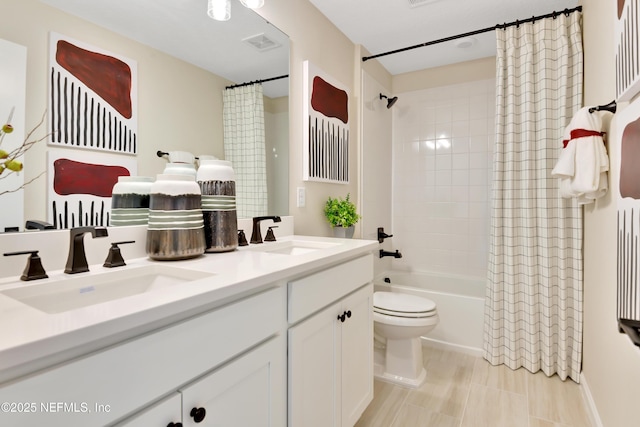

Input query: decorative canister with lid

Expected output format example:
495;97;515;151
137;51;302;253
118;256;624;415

146;174;206;260
196;159;238;252
162;162;197;178
110;176;154;226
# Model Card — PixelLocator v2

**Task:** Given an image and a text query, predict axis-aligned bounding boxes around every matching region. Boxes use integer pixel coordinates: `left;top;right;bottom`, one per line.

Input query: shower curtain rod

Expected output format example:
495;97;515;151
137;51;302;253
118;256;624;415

362;6;582;62
225;74;289;90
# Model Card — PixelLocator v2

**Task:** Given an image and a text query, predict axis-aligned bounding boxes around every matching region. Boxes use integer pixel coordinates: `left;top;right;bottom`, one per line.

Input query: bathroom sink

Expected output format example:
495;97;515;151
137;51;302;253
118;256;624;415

0;264;214;314
247;240;340;256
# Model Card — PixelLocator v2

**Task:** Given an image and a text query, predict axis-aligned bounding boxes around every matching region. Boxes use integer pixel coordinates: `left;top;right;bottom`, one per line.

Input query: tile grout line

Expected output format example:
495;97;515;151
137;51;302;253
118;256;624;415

457;356;480;427
388;385;411;427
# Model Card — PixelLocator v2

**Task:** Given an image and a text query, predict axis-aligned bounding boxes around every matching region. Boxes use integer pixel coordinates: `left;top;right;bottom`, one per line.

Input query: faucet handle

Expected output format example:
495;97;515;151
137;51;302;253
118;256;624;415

265;226;278;242
237;230;248;246
103;241;135;268
377;227;393;243
4;250;49;281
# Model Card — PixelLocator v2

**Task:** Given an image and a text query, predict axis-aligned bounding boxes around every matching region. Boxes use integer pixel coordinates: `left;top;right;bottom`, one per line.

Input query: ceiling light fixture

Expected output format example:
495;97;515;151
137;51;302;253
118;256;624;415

208;0;264;22
208;0;230;21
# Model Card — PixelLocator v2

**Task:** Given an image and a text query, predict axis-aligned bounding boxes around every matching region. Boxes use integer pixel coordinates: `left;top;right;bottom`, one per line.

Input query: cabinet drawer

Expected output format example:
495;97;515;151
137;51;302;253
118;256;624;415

0;286;285;426
288;254;373;324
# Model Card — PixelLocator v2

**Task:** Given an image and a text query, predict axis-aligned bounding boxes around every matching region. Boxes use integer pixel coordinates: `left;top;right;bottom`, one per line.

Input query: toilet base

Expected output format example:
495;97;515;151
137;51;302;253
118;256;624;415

373;343;427;389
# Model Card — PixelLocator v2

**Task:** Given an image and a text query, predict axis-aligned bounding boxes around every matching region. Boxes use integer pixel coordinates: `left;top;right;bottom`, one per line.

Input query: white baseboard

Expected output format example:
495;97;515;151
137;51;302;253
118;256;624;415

421;336;483;358
580;372;604;427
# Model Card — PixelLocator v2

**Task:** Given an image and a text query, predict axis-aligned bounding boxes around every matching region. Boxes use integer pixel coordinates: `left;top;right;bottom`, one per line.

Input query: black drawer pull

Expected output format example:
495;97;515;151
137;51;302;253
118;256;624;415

190;407;206;423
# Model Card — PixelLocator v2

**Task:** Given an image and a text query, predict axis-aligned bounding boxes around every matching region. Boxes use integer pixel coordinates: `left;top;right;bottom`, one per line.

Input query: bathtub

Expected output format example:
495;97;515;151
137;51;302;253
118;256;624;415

374;270;486;356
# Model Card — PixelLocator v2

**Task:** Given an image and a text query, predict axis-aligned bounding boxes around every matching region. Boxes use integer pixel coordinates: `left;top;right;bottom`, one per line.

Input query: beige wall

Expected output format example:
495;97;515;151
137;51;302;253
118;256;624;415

582;1;640;426
1;0;230;224
257;0;362;236
393;56;495;93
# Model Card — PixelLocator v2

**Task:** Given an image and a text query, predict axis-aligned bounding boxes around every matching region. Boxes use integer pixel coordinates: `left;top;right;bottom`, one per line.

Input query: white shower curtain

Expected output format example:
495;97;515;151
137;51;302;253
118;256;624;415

483;12;584;382
223;84;268;218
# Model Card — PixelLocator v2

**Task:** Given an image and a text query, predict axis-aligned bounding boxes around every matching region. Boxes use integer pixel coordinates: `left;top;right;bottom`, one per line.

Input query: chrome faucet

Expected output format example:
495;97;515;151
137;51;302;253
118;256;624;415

65;227;108;274
250;216;281;244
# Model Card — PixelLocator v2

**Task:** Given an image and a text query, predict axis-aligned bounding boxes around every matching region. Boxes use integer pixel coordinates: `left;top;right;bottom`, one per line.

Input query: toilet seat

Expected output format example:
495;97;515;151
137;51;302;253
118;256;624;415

374;307;437;318
373;292;437;318
373;310;439;327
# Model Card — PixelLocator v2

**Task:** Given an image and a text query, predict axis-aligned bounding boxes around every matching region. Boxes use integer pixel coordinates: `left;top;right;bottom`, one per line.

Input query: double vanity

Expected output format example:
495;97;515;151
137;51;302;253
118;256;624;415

0;229;378;426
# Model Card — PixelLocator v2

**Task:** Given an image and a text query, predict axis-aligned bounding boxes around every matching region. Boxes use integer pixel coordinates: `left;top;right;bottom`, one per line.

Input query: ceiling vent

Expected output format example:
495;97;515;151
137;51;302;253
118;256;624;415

242;33;281;52
407;0;443;8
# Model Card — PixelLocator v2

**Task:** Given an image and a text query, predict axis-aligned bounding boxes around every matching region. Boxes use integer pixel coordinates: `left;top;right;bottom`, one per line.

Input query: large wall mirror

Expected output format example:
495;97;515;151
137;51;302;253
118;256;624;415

1;0;289;232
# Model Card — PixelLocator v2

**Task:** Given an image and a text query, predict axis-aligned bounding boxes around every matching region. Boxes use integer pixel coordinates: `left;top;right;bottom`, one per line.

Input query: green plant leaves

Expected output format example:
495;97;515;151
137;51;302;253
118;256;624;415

323;193;360;227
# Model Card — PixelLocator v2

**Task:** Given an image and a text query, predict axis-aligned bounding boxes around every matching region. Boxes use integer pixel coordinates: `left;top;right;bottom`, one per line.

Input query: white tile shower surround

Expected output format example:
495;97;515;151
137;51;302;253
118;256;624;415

392;79;495;278
356;347;593;427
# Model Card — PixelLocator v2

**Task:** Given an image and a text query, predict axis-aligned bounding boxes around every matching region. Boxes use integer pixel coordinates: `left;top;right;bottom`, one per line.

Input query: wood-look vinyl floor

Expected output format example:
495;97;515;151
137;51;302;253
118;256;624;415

356;347;592;427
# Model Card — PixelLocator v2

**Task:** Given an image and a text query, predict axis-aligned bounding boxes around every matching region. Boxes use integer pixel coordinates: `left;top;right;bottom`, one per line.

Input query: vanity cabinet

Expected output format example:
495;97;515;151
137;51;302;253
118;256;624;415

0;242;377;427
288;254;374;427
0;286;286;427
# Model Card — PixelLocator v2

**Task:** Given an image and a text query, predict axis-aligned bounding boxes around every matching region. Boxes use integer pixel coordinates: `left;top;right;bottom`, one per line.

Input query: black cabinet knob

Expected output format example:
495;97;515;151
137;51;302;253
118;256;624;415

190;407;206;423
167;423;183;427
337;310;352;323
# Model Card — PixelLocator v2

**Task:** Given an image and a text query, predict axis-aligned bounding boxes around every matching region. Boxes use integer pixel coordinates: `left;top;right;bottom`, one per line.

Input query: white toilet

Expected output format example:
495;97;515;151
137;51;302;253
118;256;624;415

373;291;439;388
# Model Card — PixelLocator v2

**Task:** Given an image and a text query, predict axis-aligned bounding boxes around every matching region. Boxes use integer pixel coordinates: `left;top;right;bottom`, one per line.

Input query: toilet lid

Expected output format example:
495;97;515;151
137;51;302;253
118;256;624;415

373;292;436;315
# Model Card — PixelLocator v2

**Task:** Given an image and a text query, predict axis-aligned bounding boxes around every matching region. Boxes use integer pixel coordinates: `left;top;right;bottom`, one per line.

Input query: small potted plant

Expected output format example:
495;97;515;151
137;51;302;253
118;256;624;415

324;193;361;238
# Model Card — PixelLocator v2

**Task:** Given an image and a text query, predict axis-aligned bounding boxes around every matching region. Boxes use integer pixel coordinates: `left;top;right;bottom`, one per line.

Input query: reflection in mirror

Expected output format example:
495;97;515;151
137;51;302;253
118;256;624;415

1;0;289;232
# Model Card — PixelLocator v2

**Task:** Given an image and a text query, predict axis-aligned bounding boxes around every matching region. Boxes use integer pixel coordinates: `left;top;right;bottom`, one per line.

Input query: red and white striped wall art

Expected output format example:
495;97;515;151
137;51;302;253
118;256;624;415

615;96;640;342
302;61;350;184
616;0;640;101
48;32;138;154
46;148;137;229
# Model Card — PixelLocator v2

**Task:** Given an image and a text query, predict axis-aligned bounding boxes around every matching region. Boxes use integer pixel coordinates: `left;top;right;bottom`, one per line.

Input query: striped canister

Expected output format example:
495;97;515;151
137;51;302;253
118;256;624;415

110;176;154;226
146;174;206;260
197;160;238;252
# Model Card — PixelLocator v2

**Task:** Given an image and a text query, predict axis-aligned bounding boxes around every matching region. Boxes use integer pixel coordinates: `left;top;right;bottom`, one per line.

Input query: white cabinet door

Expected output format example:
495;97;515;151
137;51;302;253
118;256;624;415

181;335;285;427
117;393;182;427
340;284;373;427
288;283;373;427
288;303;339;427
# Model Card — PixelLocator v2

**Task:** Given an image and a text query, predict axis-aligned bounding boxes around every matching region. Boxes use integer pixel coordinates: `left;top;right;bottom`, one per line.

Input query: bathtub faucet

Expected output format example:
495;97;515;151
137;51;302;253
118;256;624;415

379;249;402;259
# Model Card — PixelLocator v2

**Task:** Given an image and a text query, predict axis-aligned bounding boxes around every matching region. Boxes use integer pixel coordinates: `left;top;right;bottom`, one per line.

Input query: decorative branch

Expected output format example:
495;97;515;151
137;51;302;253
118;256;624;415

0;171;46;196
0;110;50;196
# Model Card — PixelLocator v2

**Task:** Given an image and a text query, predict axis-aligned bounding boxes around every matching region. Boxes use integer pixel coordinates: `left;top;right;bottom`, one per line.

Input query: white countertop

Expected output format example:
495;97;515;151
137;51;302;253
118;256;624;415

0;235;378;381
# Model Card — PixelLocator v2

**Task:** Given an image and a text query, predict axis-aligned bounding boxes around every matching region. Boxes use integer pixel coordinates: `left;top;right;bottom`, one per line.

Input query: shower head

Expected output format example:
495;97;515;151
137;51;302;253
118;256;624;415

379;93;398;109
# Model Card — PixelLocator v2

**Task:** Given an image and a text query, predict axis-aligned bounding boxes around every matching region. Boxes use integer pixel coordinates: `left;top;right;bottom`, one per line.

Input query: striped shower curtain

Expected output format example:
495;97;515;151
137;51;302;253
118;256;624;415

223;84;268;218
483;11;584;382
